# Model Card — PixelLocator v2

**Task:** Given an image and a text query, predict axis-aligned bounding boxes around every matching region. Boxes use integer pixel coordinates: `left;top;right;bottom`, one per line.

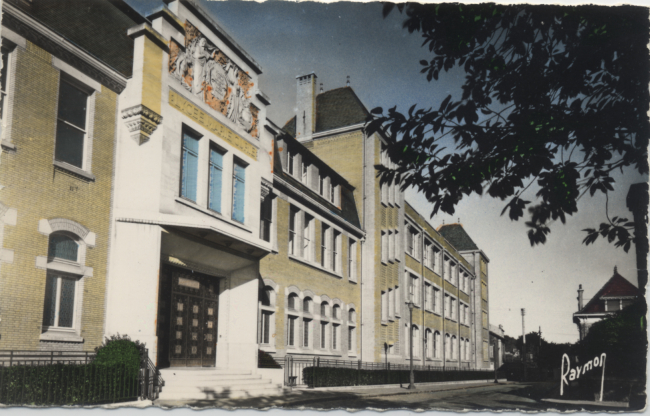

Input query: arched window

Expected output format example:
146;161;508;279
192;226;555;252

303;297;312;313
288;293;299;310
320;301;328;317
460;337;465;360
260;286;274;307
425;329;433;359
434;331;441;358
48;233;78;262
445;333;451;359
348;308;356;322
332;304;341;320
259;284;276;346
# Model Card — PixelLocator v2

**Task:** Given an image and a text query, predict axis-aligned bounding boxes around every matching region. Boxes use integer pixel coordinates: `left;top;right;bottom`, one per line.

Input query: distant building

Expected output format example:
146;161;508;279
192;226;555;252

573;268;641;340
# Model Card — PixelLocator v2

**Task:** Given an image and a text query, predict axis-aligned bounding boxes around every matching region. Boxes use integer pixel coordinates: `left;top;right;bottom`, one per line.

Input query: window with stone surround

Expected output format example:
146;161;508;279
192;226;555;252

55;78;92;170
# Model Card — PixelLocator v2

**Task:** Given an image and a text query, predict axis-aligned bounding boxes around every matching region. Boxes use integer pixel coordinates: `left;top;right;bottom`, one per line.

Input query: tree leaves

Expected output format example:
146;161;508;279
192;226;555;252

365;3;649;250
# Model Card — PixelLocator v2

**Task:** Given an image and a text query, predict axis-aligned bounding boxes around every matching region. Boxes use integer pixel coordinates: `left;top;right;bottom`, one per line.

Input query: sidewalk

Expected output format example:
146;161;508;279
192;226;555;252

155;379;511;409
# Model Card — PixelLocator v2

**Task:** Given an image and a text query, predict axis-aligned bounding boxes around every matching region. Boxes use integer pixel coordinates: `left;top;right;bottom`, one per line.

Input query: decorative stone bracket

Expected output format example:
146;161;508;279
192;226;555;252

122;104;163;145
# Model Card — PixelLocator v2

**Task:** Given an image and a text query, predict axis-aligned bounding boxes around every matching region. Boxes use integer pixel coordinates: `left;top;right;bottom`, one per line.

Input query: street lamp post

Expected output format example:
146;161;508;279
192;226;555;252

407;301;416;390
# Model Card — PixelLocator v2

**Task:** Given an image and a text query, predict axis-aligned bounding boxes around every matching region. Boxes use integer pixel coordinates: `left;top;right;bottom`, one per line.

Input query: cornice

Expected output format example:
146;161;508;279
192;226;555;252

2;2;128;93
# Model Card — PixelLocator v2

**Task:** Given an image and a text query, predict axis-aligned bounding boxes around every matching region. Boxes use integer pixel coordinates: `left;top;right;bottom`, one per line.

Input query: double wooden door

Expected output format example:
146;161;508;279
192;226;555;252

157;265;219;367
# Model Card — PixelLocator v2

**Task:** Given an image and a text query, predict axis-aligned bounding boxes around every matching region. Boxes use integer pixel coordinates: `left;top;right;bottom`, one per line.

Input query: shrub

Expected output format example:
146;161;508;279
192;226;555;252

94;333;145;377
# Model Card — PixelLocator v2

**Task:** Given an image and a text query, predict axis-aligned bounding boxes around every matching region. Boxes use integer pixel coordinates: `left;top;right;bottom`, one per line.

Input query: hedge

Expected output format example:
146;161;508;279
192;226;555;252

0;362;139;405
303;366;497;388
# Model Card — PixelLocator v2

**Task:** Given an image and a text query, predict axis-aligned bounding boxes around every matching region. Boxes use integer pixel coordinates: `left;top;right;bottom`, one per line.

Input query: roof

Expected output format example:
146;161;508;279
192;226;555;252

315;87;369;133
25;0;146;77
283;116;297;137
437;223;479;251
578;270;641;314
273;138;361;230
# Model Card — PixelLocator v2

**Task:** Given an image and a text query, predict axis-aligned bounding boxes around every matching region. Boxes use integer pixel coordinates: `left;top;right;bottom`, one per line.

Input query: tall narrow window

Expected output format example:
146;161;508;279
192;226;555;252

332;230;340;272
261;312;271;344
180;131;200;201
321;224;330;268
381;231;388;263
260;195;272;242
0;47;9;139
348;239;357;281
288;151;295;176
232;160;246;223
303;214;313;261
289;207;299;255
287;316;296;346
42;273;77;329
348;326;354;351
320;321;327;349
381;291;388;321
319;175;324;196
302;162;308;183
56;80;89;168
388;288;395;318
332;324;339;350
303;319;310;348
208;147;224;212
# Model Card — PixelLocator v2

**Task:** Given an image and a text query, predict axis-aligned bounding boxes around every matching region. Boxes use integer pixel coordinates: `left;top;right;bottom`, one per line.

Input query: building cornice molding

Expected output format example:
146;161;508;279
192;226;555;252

311;123;365;140
2;2;128;93
274;175;365;237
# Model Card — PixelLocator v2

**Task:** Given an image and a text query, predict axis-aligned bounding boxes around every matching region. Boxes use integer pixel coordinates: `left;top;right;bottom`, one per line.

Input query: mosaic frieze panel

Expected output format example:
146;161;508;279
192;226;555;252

169;20;259;138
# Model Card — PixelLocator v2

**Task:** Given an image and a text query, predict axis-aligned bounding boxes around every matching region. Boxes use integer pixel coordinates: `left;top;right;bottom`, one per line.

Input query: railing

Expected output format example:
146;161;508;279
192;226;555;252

139;348;164;401
0;350;95;366
0;349;164;404
279;356;498;387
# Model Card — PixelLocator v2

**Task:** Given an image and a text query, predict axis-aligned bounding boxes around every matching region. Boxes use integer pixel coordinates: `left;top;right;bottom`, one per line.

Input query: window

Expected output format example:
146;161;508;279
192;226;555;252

260;195;272;242
320;302;328;317
180;130;200;201
55;79;90;168
42;273;77;329
395;286;401;317
425;329;433;359
329;181;336;203
303;297;312;313
406;226;417;257
332;230;341;272
434;287;441;314
381;182;388;204
260;311;272;344
348;239;357;281
451;336;457;359
303;319;311;348
289;207;299;256
302;161;308;184
424;241;435;269
388;288;395;318
48;234;78;261
208;147;224;213
320;321;328;349
409;274;419;305
332;324;339;350
287;316;297;347
424;283;432;311
0;47;10;139
348;326;355;351
381;231;388;263
288;293;298;311
388;230;394;262
465;305;470;325
444;294;450;317
445;333;451;359
288;151;296;176
388;181;395;205
412;326;420;357
319;175;325;196
303;214;314;261
434;247;442;274
393;179;400;206
381;291;388;321
332;305;341;320
450;297;457;320
321;224;330;268
434;331;441;358
232;160;246;223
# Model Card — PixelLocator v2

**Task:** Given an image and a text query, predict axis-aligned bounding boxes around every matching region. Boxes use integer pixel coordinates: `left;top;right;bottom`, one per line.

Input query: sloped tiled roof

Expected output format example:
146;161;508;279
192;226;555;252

437;224;479;251
315;87;369;133
27;0;146;78
283;116;297;137
579;271;640;314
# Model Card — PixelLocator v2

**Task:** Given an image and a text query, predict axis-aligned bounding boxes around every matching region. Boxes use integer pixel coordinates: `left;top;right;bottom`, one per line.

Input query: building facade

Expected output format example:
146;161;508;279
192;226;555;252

104;0;274;371
0;0;139;351
573;268;641;340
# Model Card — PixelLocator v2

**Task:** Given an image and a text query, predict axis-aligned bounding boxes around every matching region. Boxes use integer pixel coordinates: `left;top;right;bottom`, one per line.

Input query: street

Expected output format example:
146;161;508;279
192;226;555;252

157;381;637;411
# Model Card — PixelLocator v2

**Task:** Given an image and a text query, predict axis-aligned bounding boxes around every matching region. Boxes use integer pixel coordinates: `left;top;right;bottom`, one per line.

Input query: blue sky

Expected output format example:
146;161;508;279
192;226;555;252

126;0;648;344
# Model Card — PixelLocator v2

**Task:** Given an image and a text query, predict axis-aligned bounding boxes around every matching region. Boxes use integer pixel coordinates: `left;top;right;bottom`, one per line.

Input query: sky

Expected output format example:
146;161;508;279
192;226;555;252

126;0;649;344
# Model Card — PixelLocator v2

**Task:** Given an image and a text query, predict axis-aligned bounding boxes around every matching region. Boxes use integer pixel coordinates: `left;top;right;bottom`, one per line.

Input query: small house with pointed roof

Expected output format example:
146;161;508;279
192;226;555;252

573;268;641;340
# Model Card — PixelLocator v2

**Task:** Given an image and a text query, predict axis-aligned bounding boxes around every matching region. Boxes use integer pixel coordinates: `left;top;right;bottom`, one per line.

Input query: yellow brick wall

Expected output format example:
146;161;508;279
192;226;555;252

0;42;117;350
259;197;361;355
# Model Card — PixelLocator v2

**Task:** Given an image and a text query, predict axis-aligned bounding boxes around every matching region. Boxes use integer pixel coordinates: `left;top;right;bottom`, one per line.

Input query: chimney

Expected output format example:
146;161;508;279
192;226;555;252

296;73;317;142
346;75;350;87
577;284;584;311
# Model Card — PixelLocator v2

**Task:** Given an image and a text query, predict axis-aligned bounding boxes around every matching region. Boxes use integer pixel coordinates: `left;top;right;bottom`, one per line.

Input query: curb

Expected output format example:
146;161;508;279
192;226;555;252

298;378;509;392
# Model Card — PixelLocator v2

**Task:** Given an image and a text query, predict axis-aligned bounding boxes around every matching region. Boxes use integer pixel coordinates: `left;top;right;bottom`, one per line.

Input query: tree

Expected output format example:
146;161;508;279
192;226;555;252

366;4;649;249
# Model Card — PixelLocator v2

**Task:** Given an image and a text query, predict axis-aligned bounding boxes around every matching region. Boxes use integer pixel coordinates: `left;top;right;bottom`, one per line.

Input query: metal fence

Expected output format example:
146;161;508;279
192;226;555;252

278;356;498;387
0;349;164;404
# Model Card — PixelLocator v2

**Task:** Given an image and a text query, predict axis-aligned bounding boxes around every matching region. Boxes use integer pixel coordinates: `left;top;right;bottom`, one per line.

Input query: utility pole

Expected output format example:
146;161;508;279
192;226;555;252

521;308;527;382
